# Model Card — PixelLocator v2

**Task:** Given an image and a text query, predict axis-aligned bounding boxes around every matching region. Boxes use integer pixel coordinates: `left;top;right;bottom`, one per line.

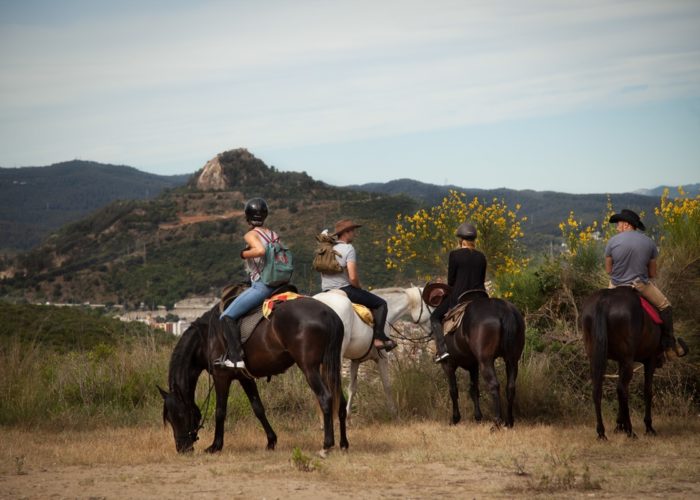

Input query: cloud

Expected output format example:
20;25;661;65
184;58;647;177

1;0;699;170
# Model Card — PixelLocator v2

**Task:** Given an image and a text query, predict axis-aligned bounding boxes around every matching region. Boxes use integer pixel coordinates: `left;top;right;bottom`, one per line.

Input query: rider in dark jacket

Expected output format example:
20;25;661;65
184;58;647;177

430;222;487;363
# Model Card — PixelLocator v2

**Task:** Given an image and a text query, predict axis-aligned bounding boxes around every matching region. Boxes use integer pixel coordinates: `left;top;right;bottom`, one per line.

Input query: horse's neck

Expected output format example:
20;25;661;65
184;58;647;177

376;289;412;323
168;326;207;400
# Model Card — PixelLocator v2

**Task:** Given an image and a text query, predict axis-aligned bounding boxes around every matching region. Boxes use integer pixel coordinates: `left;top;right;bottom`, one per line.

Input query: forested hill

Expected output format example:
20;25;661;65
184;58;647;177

0;160;189;251
0;149;418;307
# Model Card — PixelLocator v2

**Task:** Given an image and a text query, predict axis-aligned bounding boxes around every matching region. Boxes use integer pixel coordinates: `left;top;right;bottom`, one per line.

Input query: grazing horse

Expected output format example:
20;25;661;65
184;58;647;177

159;297;348;454
581;286;663;440
313;286;429;417
442;292;525;428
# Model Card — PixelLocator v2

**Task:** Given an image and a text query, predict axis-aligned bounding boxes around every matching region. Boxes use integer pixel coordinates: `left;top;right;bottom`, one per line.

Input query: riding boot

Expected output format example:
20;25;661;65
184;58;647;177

659;307;688;359
370;303;396;352
217;316;246;369
431;318;450;363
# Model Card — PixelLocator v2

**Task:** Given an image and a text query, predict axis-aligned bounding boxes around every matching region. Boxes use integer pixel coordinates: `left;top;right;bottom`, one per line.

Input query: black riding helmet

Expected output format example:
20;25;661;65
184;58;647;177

244;198;268;226
456;222;477;240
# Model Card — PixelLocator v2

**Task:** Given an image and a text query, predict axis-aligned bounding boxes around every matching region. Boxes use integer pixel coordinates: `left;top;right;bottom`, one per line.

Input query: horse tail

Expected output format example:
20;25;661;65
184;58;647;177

500;301;525;358
321;308;345;411
590;296;609;385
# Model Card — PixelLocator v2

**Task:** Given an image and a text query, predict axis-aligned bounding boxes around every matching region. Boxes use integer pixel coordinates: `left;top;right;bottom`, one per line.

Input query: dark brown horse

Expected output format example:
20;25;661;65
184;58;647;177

582;286;663;440
441;293;526;428
158;297;348;454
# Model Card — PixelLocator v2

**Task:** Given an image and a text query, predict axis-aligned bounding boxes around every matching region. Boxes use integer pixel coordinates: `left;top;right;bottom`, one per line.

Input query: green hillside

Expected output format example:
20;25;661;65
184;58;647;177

0;160;189;251
0;150;419;306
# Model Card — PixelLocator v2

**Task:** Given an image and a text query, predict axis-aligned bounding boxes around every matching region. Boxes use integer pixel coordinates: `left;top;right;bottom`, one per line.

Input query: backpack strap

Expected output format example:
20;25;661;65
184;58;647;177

253;228;278;244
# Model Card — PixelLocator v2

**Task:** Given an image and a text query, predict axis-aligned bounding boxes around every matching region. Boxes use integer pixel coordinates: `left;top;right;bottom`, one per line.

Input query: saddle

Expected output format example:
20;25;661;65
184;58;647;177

218;282;300;343
323;289;374;326
442;289;489;335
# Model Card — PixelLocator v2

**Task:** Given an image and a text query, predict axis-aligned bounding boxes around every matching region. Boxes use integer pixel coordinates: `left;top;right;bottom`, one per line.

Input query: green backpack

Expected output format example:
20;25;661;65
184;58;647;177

254;229;294;287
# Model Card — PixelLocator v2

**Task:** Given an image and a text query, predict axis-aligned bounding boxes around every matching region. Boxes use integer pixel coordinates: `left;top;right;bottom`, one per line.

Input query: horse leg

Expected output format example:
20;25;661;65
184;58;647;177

468;365;482;422
591;360;607;440
643;360;656;436
480;360;503;430
338;383;349;450
443;363;461;425
205;376;233;453
346;359;360;421
505;359;518;428
377;356;397;417
303;368;335;452
616;361;636;438
238;377;277;450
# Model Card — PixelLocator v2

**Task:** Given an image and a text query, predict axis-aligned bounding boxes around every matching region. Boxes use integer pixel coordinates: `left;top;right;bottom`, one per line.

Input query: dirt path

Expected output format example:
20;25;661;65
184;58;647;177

1;419;699;499
159;210;243;230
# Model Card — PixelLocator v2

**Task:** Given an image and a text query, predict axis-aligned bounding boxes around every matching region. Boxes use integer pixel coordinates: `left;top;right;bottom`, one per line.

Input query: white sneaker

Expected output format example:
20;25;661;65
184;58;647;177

434;352;450;363
223;359;246;369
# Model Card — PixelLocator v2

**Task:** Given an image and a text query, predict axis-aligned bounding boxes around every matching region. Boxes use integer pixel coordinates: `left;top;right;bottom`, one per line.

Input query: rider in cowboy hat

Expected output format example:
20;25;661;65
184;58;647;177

428;221;487;363
605;209;688;359
319;218;397;352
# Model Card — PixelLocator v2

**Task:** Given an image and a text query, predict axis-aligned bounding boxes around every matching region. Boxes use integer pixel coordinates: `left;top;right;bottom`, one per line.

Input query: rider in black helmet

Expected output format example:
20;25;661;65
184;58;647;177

429;221;487;363
216;197;278;370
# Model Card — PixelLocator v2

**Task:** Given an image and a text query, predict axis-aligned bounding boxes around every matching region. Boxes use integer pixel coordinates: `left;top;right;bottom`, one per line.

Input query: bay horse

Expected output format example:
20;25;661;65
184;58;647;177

158;297;348;454
581;286;663;440
441;292;525;428
313;286;429;418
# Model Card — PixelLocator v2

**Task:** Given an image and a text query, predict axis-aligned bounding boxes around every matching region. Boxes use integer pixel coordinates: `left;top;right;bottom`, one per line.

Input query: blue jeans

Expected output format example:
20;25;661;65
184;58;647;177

220;280;275;320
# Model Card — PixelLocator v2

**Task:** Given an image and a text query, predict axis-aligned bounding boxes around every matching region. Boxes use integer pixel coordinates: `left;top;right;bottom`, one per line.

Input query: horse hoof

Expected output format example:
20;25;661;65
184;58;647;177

645;428;657;436
266;442;276;451
490;424;501;433
628;432;638;440
205;445;221;454
318;447;334;458
597;434;608;441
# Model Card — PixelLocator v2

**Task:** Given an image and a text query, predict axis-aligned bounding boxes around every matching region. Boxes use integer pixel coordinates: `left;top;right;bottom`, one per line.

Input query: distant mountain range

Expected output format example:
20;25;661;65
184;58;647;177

0;160;189;250
633;184;700;197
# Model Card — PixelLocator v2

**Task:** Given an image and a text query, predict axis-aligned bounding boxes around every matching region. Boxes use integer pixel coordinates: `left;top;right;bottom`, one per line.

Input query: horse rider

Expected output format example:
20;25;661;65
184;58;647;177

215;198;279;370
319;218;397;352
429;222;487;363
605;209;688;359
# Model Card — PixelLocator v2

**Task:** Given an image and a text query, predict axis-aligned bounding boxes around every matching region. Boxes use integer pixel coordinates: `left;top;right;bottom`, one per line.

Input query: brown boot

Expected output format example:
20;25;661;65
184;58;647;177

659;307;688;359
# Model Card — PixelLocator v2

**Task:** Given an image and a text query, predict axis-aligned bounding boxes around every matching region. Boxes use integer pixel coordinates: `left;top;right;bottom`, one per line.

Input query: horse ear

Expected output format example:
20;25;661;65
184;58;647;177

157;385;169;399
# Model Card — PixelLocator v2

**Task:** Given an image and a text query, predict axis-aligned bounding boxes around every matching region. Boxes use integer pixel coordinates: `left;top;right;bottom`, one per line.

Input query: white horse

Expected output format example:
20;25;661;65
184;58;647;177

313;286;431;418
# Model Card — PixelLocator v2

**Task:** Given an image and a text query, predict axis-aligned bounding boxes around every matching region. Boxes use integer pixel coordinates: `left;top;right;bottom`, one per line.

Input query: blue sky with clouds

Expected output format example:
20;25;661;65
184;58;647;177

1;0;698;193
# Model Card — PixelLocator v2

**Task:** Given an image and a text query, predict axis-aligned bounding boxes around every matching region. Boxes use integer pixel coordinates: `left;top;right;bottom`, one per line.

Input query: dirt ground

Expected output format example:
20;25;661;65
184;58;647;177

1;417;699;499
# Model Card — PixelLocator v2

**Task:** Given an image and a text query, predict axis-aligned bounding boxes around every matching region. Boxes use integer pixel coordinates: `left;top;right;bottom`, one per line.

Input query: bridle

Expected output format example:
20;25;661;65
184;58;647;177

386;285;433;344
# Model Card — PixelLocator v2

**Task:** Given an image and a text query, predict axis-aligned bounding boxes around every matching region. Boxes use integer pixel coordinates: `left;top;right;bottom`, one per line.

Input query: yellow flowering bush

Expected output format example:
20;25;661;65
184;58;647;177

655;187;700;243
385;190;527;296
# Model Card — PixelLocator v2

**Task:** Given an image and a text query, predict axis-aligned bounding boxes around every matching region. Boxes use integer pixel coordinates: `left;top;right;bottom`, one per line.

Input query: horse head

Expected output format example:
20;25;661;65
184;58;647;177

158;385;202;453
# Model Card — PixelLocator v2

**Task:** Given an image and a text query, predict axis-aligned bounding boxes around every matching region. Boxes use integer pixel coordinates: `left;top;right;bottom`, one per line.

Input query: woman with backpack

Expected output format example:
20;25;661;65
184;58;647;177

216;197;282;370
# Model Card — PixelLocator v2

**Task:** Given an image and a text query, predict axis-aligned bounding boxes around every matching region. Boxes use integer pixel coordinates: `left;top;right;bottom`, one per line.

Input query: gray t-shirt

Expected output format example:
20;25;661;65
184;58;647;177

320;242;356;290
604;230;658;285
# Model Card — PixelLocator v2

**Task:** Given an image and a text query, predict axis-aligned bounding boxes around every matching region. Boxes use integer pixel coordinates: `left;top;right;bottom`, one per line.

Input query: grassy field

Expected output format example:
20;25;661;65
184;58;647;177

2;416;699;499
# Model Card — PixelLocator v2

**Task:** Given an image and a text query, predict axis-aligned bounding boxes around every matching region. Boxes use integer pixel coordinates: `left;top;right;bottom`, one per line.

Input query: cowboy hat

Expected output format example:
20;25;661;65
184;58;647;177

609;209;645;231
333;219;362;236
421;282;452;307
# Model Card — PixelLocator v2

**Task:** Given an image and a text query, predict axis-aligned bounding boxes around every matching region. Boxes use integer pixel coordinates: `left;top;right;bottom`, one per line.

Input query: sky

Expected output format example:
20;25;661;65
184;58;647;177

1;0;699;193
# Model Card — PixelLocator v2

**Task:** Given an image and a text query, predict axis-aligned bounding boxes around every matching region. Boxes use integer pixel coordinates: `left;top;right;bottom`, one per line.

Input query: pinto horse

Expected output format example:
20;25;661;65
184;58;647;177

442;292;525;428
581;286;663;440
313;286;429;418
159;297;348;454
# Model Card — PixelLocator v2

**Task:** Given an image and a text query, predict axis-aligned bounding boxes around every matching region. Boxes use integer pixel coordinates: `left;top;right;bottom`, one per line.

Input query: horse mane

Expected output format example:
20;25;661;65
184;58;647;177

168;304;219;391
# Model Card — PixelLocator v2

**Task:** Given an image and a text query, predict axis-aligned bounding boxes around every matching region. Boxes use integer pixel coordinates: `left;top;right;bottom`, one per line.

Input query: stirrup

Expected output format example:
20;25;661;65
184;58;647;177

214;356;246;369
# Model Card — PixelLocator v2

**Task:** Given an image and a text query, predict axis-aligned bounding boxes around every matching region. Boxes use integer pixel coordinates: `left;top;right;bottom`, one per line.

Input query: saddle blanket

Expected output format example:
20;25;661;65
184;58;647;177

262;292;302;318
640;297;662;325
443;301;468;335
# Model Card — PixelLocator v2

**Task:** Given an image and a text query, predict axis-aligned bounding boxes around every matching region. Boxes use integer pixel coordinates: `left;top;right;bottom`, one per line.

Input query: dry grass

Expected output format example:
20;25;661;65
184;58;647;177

2;417;699;499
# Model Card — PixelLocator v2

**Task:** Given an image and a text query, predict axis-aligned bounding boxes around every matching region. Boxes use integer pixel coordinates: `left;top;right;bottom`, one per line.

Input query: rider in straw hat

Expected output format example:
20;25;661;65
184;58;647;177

319;218;397;352
605;208;688;359
428;221;487;363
